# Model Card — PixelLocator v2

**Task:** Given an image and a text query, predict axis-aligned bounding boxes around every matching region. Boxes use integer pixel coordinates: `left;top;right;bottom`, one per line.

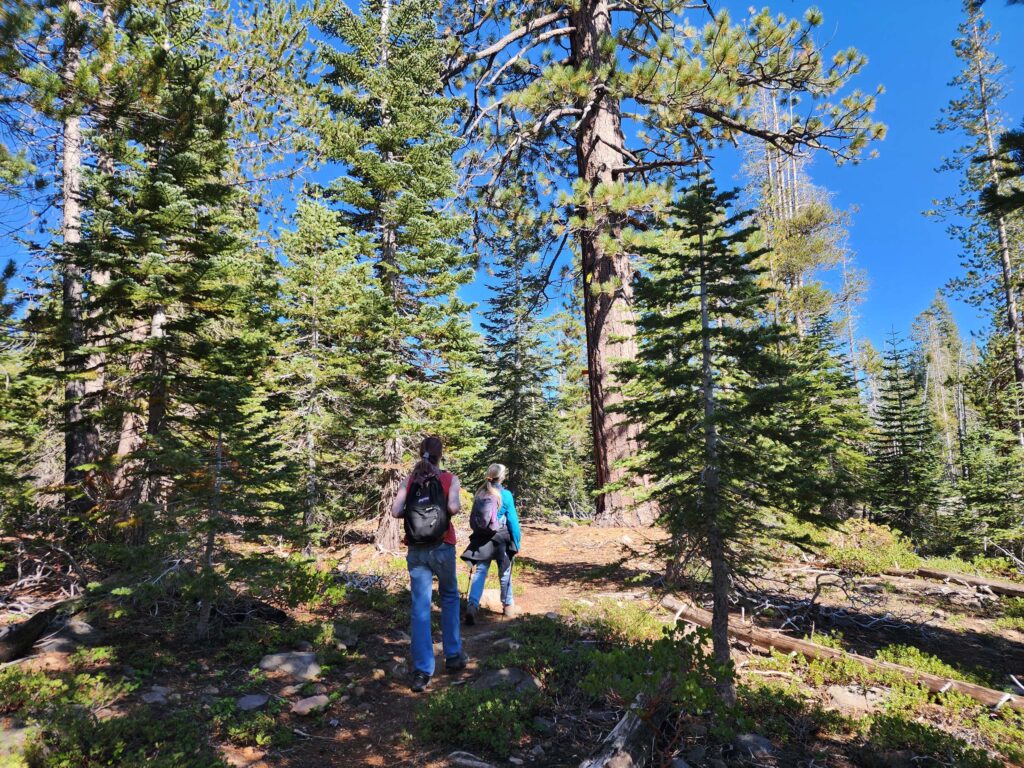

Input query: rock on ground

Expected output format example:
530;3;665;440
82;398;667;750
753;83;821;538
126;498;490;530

446;751;495;768
258;651;321;681
333;622;359;649
291;694;330;716
236;694;269;711
141;685;170;705
472;668;542;695
478;588;503;612
826;685;885;715
0;724;32;759
733;733;773;758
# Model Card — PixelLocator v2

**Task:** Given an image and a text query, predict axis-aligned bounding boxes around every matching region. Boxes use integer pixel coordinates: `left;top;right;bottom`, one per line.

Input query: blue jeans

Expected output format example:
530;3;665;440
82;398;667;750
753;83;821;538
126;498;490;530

406;542;462;676
468;557;513;608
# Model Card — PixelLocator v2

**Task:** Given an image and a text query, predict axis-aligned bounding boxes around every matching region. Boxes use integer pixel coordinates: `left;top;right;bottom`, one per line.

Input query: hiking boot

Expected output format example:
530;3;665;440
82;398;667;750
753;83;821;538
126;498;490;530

464;603;478;626
503;604;518;619
409;670;431;693
445;651;469;672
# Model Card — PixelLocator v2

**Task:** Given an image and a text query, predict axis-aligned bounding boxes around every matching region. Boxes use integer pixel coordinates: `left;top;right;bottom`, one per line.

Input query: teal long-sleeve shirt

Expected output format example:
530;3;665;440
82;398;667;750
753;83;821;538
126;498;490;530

498;486;521;551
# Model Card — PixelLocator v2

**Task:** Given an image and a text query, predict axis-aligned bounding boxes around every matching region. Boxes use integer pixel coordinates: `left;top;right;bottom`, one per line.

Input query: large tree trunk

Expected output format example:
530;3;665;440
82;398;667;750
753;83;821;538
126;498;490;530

571;0;655;527
61;0;100;519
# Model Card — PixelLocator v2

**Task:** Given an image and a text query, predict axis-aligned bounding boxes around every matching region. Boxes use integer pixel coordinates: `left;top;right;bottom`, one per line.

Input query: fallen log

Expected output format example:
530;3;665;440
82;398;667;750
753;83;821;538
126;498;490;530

0;602;65;663
660;594;1023;712
901;567;1024;599
579;695;668;768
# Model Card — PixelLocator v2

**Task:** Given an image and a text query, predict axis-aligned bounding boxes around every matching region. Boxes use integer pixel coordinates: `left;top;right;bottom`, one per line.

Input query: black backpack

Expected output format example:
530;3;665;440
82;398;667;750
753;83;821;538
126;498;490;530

403;475;450;545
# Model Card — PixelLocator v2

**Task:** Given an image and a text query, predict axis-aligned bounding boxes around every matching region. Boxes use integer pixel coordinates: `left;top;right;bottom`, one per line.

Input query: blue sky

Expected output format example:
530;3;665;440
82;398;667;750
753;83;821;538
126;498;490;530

709;0;1024;348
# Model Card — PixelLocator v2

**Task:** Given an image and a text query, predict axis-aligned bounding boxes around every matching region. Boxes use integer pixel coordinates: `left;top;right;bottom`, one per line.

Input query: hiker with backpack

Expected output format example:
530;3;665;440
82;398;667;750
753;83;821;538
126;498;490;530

461;463;522;624
389;436;468;692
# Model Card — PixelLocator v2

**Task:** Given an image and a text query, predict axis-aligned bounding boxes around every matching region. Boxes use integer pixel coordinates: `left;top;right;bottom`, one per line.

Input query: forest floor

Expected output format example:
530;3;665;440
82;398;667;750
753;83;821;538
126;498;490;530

3;520;1024;767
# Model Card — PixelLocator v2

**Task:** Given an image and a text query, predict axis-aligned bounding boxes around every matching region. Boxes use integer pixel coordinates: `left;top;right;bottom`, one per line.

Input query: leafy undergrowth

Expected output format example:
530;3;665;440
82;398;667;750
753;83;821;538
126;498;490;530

413;598;1018;766
744;636;1023;765
0;556;396;768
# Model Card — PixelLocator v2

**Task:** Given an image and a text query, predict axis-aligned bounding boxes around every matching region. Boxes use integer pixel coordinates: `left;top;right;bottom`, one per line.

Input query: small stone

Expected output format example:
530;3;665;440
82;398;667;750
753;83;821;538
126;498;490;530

329;718;340;727
141;686;168;705
394;630;411;642
509;758;524;766
622;535;634;545
479;588;503;612
492;638;521;652
295;640;314;652
258;651;321;681
733;733;773;758
333;622;359;649
280;684;302;697
236;693;269;712
390;661;409;678
168;692;182;703
37;637;78;654
335;642;349;651
312;683;328;695
353;686;366;697
544;612;559;620
201;685;220;695
447;751;496;768
473;668;542;695
371;668;387;681
62;618;104;646
529;744;545;758
291;694;329;716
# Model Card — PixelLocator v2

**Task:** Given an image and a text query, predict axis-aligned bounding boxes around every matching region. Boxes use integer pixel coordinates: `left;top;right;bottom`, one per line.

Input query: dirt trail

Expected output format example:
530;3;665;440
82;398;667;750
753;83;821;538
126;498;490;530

248;523;665;768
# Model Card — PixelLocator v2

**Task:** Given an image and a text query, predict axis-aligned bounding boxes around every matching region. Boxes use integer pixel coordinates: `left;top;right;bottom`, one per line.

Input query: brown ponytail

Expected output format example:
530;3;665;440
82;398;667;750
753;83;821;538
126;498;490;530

410;436;443;485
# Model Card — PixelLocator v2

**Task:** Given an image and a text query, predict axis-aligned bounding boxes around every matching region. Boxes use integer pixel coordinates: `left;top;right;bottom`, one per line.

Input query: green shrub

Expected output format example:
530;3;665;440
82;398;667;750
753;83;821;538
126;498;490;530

565;599;662;643
866;714;1000;768
921;555;1021;582
1003;597;1024;619
876;644;993;687
976;707;1024;763
23;707;222;768
210;696;291;749
738;680;857;742
581;625;725;715
415;685;541;757
824;520;920;575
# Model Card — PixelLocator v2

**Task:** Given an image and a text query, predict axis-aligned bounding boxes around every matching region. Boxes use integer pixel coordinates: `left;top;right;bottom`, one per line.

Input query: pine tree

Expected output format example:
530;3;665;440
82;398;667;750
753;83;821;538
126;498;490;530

275;198;390;548
981;125;1024;218
619;180;846;703
0;261;47;529
932;1;1024;443
315;0;485;550
786;315;872;518
446;1;884;524
869;333;944;539
476;179;558;514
